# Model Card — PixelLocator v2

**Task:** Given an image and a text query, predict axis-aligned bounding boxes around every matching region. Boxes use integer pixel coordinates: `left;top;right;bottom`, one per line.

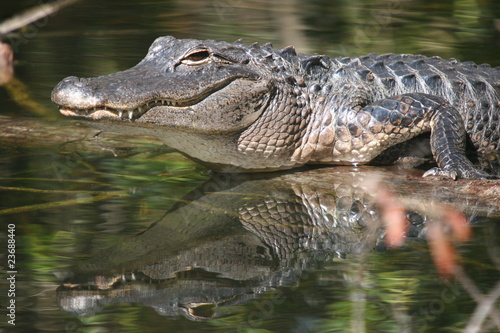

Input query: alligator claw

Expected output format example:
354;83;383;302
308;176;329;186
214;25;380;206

423;166;495;180
423;167;458;180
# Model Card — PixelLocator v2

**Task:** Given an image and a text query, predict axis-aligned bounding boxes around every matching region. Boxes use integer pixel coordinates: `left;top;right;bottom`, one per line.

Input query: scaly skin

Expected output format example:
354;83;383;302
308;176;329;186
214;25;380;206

51;36;500;178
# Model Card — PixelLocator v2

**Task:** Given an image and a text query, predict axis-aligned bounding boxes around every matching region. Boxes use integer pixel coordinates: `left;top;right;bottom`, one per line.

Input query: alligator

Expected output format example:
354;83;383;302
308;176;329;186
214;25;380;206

51;36;500;179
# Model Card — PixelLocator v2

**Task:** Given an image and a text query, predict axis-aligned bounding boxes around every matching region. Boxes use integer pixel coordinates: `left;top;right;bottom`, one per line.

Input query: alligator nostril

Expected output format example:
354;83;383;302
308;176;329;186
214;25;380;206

62;76;88;87
62;76;78;82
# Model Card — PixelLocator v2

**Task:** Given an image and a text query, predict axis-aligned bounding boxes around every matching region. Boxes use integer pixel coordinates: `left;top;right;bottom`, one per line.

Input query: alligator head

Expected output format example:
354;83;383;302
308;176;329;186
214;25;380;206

52;36;273;133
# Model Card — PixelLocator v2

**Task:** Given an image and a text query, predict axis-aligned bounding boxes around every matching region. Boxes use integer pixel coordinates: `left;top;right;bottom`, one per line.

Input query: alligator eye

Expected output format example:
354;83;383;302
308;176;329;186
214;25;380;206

181;50;211;66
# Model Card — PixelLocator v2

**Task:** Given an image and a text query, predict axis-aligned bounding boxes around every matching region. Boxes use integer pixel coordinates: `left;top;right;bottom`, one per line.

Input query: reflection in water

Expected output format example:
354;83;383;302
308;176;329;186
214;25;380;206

1;0;499;331
56;168;495;324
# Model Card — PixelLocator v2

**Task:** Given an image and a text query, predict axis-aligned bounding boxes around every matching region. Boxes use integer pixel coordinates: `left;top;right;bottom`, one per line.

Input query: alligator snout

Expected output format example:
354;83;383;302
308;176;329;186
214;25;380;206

51;76;101;110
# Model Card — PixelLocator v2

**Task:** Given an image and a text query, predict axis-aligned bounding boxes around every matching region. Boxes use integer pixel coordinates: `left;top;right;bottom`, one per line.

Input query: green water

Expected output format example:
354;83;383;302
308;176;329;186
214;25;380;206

1;0;499;332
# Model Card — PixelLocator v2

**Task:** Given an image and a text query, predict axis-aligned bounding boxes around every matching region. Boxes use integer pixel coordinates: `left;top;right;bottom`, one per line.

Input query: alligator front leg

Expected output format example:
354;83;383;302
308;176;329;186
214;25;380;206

333;93;492;179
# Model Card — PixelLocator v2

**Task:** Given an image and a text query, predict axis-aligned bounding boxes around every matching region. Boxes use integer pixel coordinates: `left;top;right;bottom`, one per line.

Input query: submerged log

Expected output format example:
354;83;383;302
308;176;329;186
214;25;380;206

1;114;498;209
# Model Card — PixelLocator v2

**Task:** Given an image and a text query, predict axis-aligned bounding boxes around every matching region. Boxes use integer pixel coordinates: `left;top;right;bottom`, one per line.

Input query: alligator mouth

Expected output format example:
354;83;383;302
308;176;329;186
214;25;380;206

57;78;240;121
60;271;169;291
59;96;205;120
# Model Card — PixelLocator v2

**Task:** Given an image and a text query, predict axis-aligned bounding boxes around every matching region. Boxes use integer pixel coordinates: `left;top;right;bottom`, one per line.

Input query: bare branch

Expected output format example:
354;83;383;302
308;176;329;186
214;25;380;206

0;0;79;36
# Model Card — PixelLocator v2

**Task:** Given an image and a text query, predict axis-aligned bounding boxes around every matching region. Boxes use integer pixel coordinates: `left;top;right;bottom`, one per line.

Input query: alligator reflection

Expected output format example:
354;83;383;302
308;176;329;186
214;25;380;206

56;167;495;321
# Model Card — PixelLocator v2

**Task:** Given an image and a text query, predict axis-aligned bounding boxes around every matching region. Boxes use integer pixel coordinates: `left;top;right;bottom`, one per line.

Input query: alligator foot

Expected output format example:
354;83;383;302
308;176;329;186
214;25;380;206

423;165;495;180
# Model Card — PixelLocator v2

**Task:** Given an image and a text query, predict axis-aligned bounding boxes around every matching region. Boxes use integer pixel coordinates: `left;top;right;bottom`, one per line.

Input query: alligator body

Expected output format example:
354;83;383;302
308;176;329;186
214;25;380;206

51;36;500;178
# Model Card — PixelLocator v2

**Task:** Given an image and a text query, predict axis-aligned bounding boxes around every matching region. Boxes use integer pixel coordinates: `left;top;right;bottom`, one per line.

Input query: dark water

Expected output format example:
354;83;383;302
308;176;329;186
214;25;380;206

1;0;500;332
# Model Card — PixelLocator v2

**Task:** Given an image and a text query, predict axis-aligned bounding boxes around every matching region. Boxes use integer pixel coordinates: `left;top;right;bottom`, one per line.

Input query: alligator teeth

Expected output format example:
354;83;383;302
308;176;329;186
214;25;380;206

150;100;182;106
73;97;190;119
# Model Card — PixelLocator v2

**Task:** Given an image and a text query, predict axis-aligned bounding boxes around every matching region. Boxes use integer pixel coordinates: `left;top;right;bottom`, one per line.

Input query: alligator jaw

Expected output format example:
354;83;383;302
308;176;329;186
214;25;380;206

58;98;196;121
55;78;230;121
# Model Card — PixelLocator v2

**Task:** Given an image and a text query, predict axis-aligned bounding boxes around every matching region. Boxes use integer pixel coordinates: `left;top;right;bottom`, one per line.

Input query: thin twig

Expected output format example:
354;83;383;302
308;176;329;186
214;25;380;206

455;267;500;331
0;0;79;36
0;192;126;215
463;280;500;333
